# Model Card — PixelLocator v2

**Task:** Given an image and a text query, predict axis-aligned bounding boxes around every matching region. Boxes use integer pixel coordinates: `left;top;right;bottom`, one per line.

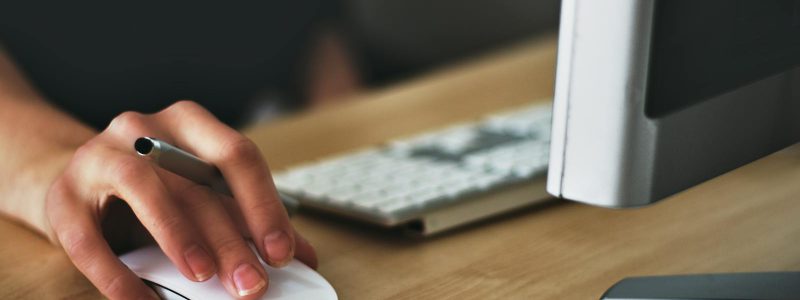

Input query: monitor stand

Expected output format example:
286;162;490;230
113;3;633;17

601;272;800;300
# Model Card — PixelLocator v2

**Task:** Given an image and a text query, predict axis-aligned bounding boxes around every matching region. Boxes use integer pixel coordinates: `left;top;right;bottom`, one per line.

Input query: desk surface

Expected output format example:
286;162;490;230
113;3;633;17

3;36;800;299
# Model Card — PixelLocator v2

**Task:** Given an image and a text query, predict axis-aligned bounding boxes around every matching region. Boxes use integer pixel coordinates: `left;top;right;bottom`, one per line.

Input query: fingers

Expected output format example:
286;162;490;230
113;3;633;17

176;180;270;298
104;111;166;149
156;101;297;267
293;229;319;269
49;103;317;300
78;144;217;282
47;179;157;299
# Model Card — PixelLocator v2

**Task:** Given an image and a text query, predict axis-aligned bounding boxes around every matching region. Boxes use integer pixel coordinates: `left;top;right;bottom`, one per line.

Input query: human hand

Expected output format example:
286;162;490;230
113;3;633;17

45;101;317;299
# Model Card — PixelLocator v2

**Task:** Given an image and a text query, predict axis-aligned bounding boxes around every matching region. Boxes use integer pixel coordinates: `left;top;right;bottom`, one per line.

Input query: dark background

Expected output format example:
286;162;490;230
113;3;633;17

646;0;800;118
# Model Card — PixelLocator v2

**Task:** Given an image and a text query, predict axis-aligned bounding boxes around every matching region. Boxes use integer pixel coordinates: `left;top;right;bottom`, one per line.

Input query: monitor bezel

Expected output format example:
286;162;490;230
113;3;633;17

547;0;800;207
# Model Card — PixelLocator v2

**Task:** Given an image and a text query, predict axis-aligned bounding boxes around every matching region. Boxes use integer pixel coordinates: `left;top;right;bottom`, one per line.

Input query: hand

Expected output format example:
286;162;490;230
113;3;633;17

45;101;317;299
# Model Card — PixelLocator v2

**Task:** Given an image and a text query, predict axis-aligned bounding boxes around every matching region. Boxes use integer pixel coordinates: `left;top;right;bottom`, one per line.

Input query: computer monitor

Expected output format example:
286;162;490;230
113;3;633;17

546;0;800;298
547;0;800;208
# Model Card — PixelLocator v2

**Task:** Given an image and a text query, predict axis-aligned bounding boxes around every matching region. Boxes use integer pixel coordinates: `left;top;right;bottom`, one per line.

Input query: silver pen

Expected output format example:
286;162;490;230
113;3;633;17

134;136;299;215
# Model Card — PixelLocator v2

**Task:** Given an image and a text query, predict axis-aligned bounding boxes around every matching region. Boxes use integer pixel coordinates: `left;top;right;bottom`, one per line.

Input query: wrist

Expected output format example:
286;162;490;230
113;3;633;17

1;147;77;241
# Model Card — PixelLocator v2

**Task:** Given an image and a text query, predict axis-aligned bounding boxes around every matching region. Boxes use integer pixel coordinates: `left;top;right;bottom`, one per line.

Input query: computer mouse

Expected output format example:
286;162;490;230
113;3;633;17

120;246;337;300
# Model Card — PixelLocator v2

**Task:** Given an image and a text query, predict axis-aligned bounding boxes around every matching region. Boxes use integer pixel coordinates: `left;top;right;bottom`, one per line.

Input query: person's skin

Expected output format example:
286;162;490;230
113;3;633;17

305;28;363;108
0;48;318;299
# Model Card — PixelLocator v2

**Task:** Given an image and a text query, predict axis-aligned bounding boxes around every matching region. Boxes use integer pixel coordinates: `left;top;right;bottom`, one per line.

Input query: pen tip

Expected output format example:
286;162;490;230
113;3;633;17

135;137;155;156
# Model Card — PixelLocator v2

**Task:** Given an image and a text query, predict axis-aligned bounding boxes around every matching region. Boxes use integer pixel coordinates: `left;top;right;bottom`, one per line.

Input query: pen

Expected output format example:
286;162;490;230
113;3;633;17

134;136;299;215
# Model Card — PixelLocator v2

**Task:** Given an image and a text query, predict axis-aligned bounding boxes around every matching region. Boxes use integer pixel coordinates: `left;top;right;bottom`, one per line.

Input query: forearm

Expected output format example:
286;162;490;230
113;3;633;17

0;47;96;238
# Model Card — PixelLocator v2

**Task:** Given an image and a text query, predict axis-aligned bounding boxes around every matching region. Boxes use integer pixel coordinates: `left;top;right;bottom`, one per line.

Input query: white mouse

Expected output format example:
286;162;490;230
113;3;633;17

120;246;337;300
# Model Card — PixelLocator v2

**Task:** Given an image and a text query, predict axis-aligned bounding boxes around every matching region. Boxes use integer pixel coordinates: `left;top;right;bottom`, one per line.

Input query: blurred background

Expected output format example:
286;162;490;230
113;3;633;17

0;0;559;128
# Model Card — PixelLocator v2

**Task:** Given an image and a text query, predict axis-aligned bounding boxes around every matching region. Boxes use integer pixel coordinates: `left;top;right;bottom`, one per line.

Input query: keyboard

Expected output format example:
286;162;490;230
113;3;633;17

272;102;552;234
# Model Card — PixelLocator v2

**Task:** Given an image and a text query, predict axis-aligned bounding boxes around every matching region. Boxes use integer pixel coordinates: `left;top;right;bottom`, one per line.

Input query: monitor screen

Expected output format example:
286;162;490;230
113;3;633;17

645;0;800;117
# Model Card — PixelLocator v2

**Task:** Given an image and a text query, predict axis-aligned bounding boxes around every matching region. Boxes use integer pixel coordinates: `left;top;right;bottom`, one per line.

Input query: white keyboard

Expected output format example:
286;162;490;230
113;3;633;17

273;103;552;227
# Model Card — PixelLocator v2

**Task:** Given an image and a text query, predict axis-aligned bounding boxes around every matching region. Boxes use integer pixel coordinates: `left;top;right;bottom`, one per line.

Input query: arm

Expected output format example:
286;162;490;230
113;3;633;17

0;48;316;299
0;47;95;237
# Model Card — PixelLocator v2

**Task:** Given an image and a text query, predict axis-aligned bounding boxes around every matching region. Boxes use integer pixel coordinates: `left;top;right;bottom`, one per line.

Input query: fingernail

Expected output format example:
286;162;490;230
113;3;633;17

233;263;267;297
263;230;293;267
184;245;215;281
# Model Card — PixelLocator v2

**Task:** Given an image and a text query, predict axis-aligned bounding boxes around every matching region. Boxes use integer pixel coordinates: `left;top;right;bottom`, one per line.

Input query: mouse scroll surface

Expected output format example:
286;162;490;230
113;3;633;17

119;246;337;300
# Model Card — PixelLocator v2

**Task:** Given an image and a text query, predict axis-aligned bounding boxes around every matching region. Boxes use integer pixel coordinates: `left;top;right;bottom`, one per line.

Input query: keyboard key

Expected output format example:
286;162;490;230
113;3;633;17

272;103;552;222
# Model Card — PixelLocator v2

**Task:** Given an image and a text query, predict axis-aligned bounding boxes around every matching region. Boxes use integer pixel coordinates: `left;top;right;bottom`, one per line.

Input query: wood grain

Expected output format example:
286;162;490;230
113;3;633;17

2;34;800;300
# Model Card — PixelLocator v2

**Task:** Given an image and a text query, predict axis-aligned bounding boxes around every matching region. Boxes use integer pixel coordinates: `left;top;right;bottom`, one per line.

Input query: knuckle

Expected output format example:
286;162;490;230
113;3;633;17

164;100;202;115
248;196;283;217
213;236;250;259
107;111;146;133
149;214;184;237
45;168;84;225
71;143;97;163
218;137;260;162
61;229;94;263
45;178;72;210
99;272;128;298
172;99;201;110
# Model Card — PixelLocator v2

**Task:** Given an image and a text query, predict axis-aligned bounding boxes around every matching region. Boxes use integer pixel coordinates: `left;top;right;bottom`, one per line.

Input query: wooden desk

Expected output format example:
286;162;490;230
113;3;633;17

3;35;800;299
